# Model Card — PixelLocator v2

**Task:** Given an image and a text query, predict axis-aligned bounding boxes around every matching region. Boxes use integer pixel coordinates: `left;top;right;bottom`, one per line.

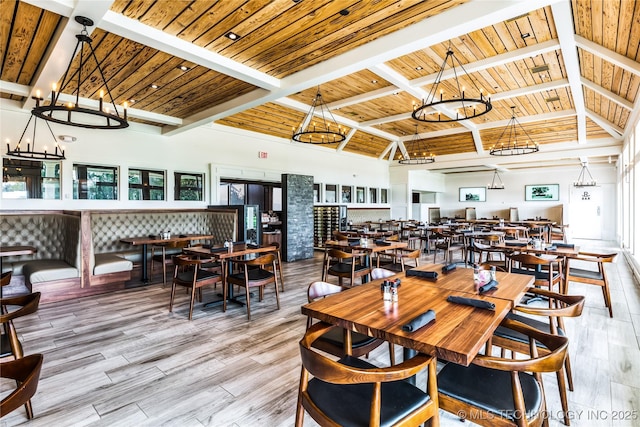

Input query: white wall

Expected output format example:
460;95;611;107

0;101;390;210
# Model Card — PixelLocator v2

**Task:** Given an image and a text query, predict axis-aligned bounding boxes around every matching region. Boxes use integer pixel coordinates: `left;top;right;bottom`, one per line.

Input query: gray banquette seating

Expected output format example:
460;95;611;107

0;213;81;290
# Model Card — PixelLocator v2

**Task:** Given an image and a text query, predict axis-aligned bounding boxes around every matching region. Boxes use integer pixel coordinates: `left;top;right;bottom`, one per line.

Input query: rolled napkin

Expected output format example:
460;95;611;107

247;243;260;249
179;234;188;238
374;239;391;246
148;234;157;238
505;241;527;247
441;263;457;273
406;269;438;280
478;280;498;294
209;247;228;253
554;243;575;248
447;295;495;310
402;309;436;332
545;245;557;251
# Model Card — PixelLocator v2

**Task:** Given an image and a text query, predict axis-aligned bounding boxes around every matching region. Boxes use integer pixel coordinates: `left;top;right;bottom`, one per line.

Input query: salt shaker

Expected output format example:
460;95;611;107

473;264;480;291
490;265;497;282
391;282;399;302
383;281;391;301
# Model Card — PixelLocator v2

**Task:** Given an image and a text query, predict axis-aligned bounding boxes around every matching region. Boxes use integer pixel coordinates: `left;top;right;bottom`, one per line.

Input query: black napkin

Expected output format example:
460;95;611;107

148;234;157;238
441;263;457;273
478;280;498;294
179;234;187;238
209;247;228;253
202;244;212;249
447;295;495;310
374;239;391;246
348;240;359;246
406;269;438;280
505;241;527;247
402;309;436;332
554;243;575;248
247;244;260;249
545;245;557;251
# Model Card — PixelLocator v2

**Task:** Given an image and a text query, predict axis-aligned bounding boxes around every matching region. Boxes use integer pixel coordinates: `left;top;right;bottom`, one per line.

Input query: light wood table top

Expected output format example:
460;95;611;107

119;234;213;246
0;245;37;257
324;239;408;253
302;274;513;366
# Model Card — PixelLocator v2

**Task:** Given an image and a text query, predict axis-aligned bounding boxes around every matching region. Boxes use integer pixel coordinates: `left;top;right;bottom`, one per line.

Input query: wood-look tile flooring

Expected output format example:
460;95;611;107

1;240;638;426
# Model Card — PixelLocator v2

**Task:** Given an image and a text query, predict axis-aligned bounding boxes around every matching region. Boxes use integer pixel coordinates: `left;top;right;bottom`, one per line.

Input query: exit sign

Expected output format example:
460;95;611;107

258;151;268;159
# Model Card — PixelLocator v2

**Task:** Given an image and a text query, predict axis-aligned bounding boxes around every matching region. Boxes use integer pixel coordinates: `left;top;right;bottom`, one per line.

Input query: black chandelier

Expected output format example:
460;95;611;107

31;16;128;130
292;87;346;144
489;107;539;156
412;46;492;123
5;95;65;160
399;125;435;164
573;163;597;187
487;169;505;190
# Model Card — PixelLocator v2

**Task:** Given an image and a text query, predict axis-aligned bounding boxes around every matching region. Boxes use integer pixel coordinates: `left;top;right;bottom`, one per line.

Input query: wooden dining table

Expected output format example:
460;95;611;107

184;243;279;307
302;266;533;367
120;234;213;283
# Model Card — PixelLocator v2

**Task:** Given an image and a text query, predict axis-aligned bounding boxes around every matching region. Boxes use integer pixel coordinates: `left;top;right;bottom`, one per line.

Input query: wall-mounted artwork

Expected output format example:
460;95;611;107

459;187;486;202
525;184;559;201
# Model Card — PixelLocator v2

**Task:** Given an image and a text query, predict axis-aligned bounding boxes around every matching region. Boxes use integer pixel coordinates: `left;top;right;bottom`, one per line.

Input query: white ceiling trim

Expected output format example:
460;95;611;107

490;79;570;102
575;35;640;77
411;39;561;89
580;78;635;111
550;1;587;144
99;11;280;91
584;109;624;138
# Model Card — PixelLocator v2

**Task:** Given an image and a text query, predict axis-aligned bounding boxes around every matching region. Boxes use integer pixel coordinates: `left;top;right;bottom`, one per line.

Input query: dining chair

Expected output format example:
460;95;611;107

226;253;280;320
331;230;349;241
295;322;439;427
433;232;464;264
550;224;569;243
322;248;371;287
0;353;44;420
376;247;420;272
151;240;189;286
565;252;617;317
169;255;221;320
508;253;563;304
438;318;569;427
371;267;397;280
306;281;395;366
0;292;41;419
489;288;585;426
262;241;285;292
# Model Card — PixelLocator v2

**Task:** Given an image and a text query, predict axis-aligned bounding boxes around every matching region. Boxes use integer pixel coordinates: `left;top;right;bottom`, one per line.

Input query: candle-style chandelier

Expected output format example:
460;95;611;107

489;107;539;156
412;46;492;123
292;87;346;144
573;162;597;187
31;16;128;130
487;169;505;190
399;125;435;164
5;95;65;160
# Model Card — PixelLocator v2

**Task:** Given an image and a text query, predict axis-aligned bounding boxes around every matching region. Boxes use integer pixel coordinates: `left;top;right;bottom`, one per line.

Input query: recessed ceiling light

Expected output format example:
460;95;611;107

128;99;135;104
150;84;159;89
415;66;423;71
225;32;240;41
177;65;190;71
371;79;377;84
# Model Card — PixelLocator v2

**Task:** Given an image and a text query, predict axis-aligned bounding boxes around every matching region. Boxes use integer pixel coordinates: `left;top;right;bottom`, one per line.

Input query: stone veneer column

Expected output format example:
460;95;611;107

281;174;314;262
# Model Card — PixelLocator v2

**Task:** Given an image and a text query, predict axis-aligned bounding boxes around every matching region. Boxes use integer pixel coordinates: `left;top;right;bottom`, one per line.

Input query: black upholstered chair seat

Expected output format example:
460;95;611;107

228;268;274;282
494;312;565;346
438;362;542;422
314;327;378;350
328;263;368;275
307;356;431;427
568;267;602;280
511;268;560;281
176;269;220;283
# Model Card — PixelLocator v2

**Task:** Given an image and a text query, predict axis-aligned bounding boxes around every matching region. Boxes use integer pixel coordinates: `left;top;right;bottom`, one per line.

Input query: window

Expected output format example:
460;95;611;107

381;188;388;204
356;186;365;203
2;159;60;199
128;168;165;200
73;164;118;200
325;184;337;203
369;188;377;204
341;186;352;203
313;183;320;203
174;172;203;201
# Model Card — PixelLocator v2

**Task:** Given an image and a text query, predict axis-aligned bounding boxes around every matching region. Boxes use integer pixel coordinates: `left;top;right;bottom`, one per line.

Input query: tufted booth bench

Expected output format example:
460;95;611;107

0;212;81;291
88;209;236;278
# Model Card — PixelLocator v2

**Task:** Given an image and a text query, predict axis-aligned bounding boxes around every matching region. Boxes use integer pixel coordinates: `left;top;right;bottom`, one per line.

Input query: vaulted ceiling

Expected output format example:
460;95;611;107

1;0;637;173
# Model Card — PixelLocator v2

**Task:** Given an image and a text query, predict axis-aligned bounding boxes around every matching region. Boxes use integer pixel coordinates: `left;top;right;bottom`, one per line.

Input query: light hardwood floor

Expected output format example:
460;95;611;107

1;240;639;427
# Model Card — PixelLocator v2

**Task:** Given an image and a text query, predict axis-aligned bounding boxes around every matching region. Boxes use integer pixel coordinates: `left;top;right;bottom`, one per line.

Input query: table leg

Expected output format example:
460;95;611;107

205;258;245;308
140;244;149;283
403;347;417;385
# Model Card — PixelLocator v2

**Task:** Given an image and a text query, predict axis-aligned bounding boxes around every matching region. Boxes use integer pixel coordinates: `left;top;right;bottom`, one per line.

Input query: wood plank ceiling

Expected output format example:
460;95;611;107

1;0;637;172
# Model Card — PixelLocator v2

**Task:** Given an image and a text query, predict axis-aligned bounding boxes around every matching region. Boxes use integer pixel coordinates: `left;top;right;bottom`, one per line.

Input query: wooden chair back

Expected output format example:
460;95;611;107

0;354;44;419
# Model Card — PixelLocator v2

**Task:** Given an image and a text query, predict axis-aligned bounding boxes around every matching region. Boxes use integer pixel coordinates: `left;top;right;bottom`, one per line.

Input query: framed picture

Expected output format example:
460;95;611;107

459;187;486;202
525;184;559;201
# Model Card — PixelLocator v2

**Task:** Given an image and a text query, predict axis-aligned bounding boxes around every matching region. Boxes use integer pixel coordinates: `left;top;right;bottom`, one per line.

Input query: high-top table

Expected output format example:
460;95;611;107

120;234;213;283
